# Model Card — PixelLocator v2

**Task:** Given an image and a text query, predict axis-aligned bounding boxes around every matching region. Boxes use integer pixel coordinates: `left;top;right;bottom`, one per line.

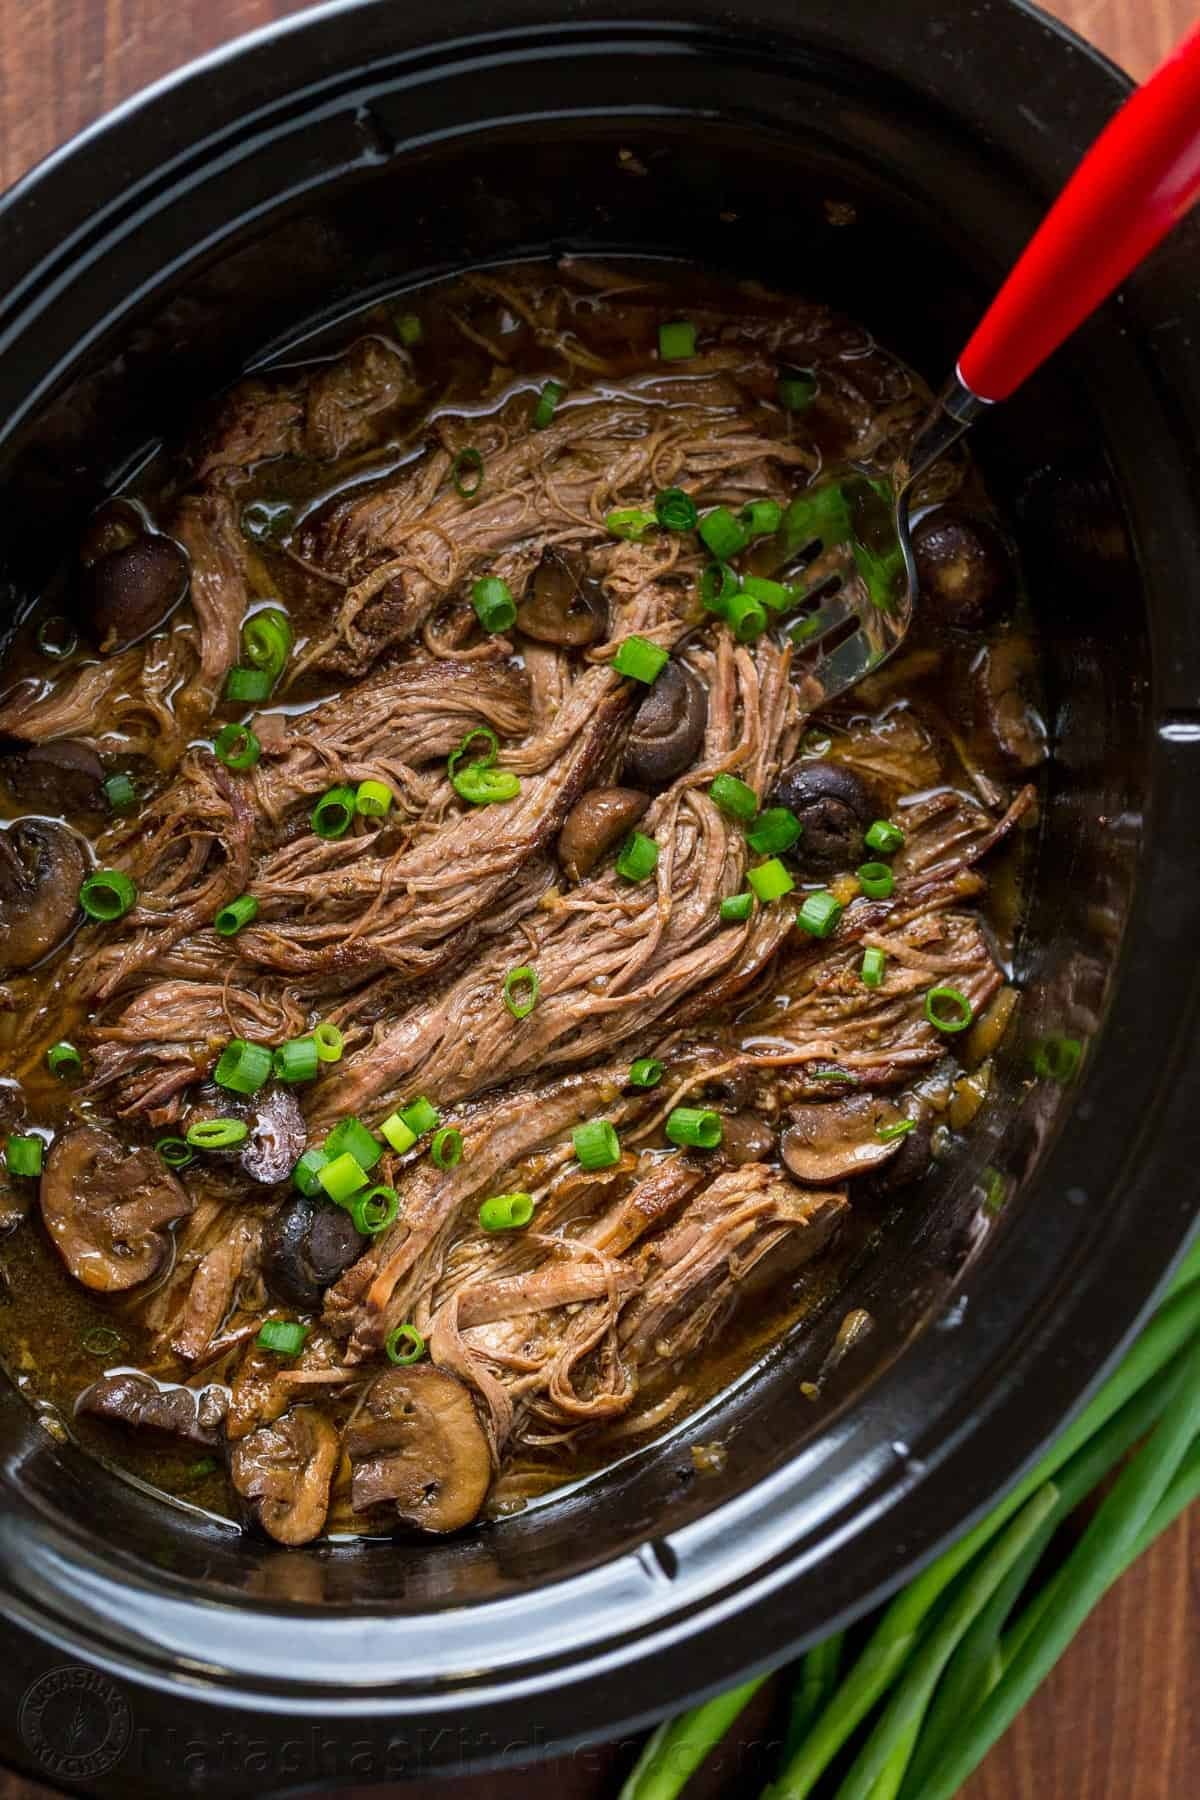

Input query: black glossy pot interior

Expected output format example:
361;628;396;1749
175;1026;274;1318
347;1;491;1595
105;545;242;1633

1;1;1199;1781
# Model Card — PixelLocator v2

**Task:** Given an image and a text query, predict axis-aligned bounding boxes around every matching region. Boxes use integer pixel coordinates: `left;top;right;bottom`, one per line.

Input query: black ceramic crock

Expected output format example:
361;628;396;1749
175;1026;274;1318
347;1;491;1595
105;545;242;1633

2;2;1199;1793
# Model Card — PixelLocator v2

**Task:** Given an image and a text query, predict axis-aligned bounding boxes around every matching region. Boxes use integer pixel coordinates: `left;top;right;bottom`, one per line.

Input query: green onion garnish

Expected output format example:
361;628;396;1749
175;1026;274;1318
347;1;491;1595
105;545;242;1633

449;725;520;805
292;1148;330;1196
35;616;77;659
431;1126;464;1168
385;1322;426;1365
796;891;844;938
658;320;697;361
740;499;783;539
81;1326;125;1358
400;1096;439;1136
700;562;741;615
857;861;895;900
223;665;274;704
877;1118;917;1143
665;1108;723;1149
478;1191;534;1232
240;499;295;545
6;1135;43;1177
452;447;484;499
380;1112;417;1155
355;779;392;819
573;1119;621;1171
747;858;796;903
533;379;566;429
317;1151;369;1203
46;1041;83;1078
213;1038;272;1095
79;869;136;922
395;312;423;347
185;1456;219;1480
864;818;905;855
720;892;754;923
325;1115;383;1171
746;807;802;856
708;774;758;821
616;831;660;883
214;894;258;937
213;722;261;771
725;591;769;642
628;1058;664;1088
103;773;137;813
925;986;975;1033
741;574;794;612
605;507;658;542
256;1319;308;1356
241;607;292;680
655;487;699;532
1032;1035;1084;1083
155;1135;194;1168
313;1021;344;1063
185;1119;249;1150
273;1037;320;1084
311;784;356;839
471;575;517;634
699;506;750;561
779;369;818;412
503;965;539;1019
450;725;498;771
612;636;669;684
861;946;886;988
350;1185;400;1236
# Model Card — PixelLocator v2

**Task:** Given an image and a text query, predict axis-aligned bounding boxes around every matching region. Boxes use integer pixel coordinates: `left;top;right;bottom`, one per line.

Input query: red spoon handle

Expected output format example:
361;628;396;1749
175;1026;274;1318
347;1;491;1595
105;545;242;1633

958;21;1200;403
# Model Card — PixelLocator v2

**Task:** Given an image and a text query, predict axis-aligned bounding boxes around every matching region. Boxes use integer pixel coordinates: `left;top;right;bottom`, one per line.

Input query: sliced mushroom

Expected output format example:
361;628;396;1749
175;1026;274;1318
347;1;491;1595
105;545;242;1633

0;739;106;816
85;534;190;654
780;1093;909;1185
182;1082;306;1185
0;819;86;973
770;761;874;874
670;1038;757;1111
869;1117;933;1195
516;549;607;645
622;661;707;787
230;1408;340;1546
346;1364;491;1533
262;1193;365;1310
78;498;143;568
973;636;1047;773
913;508;1014;630
40;1126;193;1292
76;1371;226;1450
718;1112;776;1166
557;785;650;881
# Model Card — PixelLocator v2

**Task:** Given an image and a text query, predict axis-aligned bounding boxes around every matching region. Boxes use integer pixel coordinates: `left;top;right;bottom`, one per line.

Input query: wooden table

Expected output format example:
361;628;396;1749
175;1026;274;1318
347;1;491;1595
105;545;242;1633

0;2;1196;1795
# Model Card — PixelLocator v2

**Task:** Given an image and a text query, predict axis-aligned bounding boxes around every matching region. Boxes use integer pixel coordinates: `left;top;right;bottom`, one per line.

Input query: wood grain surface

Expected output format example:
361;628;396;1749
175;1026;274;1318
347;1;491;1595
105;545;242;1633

0;2;1196;1796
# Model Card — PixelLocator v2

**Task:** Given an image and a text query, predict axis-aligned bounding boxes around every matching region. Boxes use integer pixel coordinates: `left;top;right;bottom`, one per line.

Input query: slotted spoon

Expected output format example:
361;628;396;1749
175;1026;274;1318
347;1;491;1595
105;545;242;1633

773;18;1200;707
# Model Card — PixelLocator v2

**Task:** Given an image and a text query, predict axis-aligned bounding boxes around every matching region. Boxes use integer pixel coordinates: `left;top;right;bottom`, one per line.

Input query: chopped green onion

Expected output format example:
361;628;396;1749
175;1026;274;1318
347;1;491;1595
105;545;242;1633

605;507;659;542
256;1319;307;1356
797;891;844;938
740;499;783;539
452;446;484;499
223;665;274;704
5;1135;43;1177
325;1115;383;1171
241;607;292;680
811;1065;859;1085
746;807;802;856
240;499;295;545
865;818;905;855
612;635;669;683
857;860;895;900
655;487;699;532
214;894;258;937
779;369;818;412
81;1326;125;1358
292;1148;330;1196
925;985;975;1033
311;784;356;839
317;1151;369;1203
573;1119;621;1171
103;772;137;813
213;1038;273;1095
742;574;794;612
665;1108;723;1149
431;1126;464;1168
452;763;521;805
395;312;423;347
533;379;566;429
272;1037;320;1084
616;831;660;883
747;858;795;903
380;1112;417;1155
400;1096;439;1136
628;1058;664;1088
708;774;758;821
155;1135;194;1169
79;869;136;922
699;506;750;560
720;892;754;923
724;590;768;642
878;1118;917;1143
658;320;697;361
36;616;77;659
213;721;261;770
46;1041;83;1078
355;779;393;819
479;1191;534;1231
861;946;886;988
385;1322;426;1364
471;575;517;633
449;725;499;772
313;1021;344;1063
1033;1035;1084;1083
185;1118;249;1150
350;1184;400;1235
700;562;741;615
184;1456;219;1480
503;964;540;1019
